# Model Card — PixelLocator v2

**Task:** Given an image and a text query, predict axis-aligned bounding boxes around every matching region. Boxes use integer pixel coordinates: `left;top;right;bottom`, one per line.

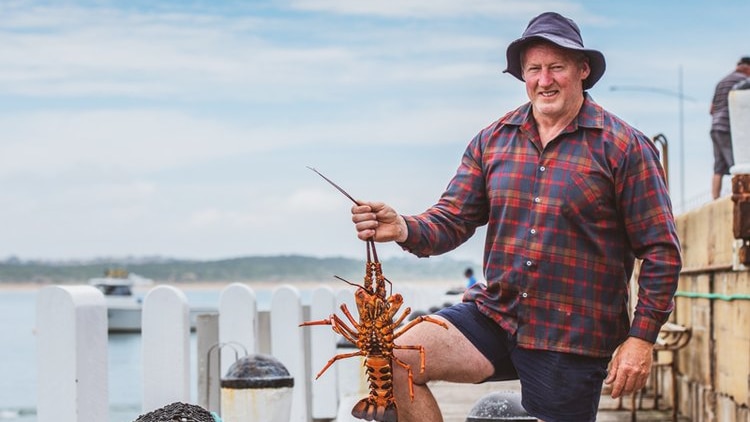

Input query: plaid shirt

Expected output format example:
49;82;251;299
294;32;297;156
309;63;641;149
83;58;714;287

711;70;749;132
401;94;681;358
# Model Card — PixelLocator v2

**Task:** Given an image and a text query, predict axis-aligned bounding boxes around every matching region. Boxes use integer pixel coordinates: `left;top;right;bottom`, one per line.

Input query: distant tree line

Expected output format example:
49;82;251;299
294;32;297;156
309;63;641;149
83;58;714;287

0;255;480;284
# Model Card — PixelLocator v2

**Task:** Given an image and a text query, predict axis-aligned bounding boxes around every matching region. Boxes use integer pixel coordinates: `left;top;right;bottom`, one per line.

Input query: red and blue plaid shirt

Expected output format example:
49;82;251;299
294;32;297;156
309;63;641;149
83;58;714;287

401;94;682;357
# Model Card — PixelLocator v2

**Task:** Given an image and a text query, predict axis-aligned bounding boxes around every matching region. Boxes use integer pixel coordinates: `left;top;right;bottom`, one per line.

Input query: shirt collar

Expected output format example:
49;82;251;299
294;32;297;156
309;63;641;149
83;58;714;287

500;92;605;130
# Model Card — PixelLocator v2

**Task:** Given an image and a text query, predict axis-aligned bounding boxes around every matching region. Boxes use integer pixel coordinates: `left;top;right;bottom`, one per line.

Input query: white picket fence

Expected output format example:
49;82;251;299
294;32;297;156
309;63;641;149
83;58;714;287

35;282;448;422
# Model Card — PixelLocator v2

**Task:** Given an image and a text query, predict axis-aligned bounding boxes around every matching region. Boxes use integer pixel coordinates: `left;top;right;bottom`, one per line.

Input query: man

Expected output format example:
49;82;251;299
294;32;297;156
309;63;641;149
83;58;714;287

350;12;682;422
464;267;477;288
710;56;750;199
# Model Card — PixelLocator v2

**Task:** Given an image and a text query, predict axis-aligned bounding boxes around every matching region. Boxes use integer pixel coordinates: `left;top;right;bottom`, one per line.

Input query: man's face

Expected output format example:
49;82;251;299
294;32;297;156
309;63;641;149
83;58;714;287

521;42;590;121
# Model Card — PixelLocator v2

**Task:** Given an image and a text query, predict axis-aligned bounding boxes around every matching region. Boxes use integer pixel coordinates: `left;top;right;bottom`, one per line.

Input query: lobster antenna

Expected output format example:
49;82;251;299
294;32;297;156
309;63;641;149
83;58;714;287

334;275;364;289
308;166;381;266
307;166;362;206
368;239;379;262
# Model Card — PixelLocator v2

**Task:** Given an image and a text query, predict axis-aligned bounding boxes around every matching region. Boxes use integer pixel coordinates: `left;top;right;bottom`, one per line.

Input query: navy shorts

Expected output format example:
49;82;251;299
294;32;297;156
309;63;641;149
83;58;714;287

436;302;610;422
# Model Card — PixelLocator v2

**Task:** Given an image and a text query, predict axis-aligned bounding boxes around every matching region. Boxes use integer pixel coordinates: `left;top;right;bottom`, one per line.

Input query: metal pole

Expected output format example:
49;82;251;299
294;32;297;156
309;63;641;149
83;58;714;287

609;68;694;212
679;66;685;211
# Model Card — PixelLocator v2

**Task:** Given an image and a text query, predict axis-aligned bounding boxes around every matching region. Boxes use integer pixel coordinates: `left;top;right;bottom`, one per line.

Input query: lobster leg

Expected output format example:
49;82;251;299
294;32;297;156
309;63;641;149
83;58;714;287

394;315;448;339
391;354;417;401
300;314;360;344
314;350;365;379
339;303;361;330
299;318;332;327
328;314;361;344
391;307;411;328
394;344;429;375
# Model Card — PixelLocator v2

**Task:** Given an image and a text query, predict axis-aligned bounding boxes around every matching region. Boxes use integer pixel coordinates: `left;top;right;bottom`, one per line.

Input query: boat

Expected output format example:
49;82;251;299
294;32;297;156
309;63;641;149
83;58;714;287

89;269;153;333
88;269;214;333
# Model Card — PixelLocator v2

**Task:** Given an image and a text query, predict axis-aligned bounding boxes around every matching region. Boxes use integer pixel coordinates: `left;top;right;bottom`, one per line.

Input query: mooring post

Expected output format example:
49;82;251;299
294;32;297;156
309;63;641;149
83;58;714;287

141;285;191;412
307;285;338;419
219;283;258;375
270;285;309;422
220;354;294;422
36;285;108;422
465;391;535;422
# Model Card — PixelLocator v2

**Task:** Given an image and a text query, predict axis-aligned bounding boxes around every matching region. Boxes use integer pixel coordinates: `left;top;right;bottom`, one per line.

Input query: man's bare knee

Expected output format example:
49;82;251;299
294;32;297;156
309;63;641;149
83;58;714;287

394;315;494;384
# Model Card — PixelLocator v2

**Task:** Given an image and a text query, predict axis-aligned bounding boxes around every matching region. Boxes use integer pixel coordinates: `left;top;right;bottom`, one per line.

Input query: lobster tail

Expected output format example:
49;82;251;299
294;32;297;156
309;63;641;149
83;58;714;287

351;397;398;422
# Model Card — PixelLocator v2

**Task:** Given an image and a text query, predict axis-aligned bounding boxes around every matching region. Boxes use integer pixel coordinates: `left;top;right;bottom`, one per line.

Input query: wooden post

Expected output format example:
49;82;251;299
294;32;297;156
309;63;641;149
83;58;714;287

219;283;257;375
307;285;338;419
196;312;220;413
141;285;191;412
36;285;108;422
271;285;308;422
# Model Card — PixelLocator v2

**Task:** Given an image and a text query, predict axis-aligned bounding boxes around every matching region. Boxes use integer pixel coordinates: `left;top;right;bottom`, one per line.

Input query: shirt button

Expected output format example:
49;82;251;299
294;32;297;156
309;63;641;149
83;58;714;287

539;166;546;172
534;197;541;203
526;260;533;266
530;228;536;235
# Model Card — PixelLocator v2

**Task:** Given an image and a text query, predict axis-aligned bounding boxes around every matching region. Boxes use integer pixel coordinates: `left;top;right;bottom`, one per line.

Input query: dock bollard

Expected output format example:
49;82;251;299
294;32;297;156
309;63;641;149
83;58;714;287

133;402;220;422
220;354;294;422
466;391;535;421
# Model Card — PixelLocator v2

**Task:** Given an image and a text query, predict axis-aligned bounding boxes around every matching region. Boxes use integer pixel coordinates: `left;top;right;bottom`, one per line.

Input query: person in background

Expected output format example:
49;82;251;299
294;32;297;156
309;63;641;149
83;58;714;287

350;11;681;422
709;56;750;199
464;267;478;288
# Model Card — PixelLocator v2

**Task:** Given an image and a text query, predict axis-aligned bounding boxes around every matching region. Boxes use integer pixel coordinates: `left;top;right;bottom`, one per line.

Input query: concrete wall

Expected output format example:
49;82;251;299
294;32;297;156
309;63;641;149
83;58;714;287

670;196;750;422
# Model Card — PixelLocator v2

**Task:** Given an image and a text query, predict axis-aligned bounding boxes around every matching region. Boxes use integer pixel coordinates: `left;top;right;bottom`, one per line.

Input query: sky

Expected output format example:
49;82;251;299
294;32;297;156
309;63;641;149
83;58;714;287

2;0;748;263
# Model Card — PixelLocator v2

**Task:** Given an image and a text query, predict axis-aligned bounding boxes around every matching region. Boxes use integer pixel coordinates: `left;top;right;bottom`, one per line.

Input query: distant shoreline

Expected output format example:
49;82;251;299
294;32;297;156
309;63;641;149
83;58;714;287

0;280;307;292
0;279;461;293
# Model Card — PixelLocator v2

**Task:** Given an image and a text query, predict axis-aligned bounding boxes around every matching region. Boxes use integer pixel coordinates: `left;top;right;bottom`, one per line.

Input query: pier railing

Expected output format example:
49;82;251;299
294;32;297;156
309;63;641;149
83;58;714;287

35;282;446;422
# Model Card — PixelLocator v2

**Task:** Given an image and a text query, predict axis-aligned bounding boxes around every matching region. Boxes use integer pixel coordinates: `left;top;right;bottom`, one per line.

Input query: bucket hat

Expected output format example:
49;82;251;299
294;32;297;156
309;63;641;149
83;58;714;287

504;12;606;90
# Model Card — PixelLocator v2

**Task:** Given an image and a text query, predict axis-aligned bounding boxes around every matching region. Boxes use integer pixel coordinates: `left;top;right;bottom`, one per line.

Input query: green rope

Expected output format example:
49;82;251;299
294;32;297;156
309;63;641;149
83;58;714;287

674;291;750;301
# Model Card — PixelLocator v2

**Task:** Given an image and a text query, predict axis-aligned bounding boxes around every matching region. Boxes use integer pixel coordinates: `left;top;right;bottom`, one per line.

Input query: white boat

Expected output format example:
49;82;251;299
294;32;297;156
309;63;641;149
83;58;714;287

89;270;153;333
89;270;215;333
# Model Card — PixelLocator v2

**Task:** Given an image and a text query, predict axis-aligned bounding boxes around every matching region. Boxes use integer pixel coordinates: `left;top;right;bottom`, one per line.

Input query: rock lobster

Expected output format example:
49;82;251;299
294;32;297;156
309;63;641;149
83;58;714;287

300;168;448;422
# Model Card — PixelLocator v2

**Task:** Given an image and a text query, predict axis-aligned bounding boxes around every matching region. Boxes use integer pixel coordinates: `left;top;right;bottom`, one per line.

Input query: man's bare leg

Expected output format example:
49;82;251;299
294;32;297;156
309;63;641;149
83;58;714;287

713;174;722;199
391;315;495;422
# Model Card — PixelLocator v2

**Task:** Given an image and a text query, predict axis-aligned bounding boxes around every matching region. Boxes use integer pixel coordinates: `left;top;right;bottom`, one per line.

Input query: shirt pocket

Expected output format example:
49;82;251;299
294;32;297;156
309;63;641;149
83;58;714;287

561;171;613;222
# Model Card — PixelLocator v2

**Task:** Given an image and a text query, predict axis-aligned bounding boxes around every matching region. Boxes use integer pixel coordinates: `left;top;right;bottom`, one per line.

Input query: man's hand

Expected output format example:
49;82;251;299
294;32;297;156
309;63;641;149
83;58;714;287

604;336;654;398
351;201;408;243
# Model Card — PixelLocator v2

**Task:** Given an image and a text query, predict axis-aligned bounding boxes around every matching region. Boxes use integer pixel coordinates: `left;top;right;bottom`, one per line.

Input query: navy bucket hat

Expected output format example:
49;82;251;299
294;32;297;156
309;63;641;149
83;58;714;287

504;12;606;90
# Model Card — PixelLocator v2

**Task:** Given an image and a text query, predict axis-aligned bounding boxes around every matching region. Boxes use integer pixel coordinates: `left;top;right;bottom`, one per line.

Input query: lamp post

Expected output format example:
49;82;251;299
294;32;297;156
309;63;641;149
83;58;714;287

610;66;692;211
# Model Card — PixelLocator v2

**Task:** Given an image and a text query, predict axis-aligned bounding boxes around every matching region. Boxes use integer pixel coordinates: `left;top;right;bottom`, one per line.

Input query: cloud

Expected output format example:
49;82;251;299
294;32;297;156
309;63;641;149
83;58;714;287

0;110;258;177
1;0;739;261
286;0;579;19
0;1;520;260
